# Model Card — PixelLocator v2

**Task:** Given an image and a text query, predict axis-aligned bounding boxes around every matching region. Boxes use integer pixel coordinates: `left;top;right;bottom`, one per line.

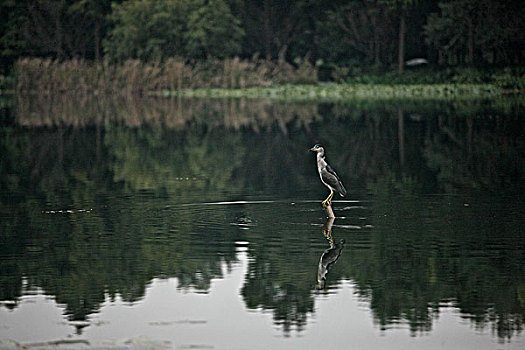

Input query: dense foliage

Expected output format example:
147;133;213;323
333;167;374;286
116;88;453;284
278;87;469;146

1;0;524;76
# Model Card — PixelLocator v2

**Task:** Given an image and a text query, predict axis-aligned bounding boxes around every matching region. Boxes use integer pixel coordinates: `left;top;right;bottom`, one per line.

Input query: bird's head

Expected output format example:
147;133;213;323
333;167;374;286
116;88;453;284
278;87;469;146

309;144;324;154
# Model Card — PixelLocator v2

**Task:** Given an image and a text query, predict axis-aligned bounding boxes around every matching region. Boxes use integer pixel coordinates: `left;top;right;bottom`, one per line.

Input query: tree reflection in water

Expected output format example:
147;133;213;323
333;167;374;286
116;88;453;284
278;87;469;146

0;95;524;339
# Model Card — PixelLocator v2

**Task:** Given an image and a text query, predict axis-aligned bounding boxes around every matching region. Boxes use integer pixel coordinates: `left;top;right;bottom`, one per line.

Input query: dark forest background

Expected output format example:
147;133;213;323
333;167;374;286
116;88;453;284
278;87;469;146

1;0;524;79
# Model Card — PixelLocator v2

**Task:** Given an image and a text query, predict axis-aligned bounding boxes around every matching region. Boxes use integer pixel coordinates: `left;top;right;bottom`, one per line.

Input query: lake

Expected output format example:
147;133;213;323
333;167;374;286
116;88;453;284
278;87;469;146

0;95;524;349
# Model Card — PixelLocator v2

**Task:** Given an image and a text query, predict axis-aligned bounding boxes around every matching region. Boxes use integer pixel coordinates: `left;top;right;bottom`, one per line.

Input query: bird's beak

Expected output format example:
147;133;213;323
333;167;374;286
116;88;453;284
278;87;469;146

309;147;315;152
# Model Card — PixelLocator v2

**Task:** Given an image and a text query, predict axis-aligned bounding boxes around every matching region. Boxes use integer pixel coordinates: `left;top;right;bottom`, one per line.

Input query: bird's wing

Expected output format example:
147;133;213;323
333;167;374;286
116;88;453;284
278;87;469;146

325;165;340;180
322;165;347;196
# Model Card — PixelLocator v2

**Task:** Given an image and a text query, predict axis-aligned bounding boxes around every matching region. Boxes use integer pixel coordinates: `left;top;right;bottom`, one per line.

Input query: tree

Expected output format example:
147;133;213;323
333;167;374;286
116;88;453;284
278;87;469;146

381;0;417;74
104;0;196;62
318;1;394;67
0;0;25;70
185;0;244;59
425;0;477;65
1;0;71;59
0;0;112;63
424;0;525;65
235;0;328;61
104;0;244;61
69;0;111;62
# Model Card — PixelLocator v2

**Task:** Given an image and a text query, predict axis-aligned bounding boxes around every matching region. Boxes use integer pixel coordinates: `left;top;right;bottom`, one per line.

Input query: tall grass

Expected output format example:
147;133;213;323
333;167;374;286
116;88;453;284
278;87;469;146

14;57;318;95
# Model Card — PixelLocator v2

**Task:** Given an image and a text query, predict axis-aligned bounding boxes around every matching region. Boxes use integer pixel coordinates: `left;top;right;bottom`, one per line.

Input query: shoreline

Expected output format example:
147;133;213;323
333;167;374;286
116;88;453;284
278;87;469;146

4;83;522;101
160;83;509;101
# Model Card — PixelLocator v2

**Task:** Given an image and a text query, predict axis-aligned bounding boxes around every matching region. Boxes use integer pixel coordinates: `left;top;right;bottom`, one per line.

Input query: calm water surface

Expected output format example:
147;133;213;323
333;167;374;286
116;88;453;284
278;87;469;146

0;96;524;349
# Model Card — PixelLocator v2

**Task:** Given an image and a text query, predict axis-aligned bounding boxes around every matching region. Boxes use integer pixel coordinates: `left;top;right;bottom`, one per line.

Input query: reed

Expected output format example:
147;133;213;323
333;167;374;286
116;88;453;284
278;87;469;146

14;57;318;95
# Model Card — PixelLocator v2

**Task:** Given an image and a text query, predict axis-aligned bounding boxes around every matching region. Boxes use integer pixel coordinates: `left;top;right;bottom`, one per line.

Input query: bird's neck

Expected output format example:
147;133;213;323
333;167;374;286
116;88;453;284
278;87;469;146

317;153;327;167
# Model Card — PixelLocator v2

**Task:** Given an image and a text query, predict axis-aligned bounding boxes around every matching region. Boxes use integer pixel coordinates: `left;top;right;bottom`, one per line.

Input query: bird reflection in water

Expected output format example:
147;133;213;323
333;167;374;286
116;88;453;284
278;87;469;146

317;217;345;290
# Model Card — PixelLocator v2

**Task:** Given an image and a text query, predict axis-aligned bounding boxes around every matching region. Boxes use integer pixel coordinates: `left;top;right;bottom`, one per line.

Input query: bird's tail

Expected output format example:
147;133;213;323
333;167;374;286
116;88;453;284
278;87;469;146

338;181;347;197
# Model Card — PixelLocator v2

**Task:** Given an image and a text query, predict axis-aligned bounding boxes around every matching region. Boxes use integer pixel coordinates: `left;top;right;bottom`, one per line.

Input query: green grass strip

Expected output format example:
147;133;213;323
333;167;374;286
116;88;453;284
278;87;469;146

162;83;503;101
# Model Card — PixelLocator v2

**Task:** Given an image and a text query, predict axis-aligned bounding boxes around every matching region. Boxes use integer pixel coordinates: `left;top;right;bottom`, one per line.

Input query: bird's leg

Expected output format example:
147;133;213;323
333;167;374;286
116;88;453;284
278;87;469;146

322;189;334;208
322;193;329;208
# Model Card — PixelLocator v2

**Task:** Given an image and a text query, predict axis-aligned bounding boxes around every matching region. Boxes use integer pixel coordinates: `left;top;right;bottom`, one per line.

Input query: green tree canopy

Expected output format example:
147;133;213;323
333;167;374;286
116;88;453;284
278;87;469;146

1;0;524;74
104;0;195;62
185;0;244;59
0;0;108;61
103;0;244;62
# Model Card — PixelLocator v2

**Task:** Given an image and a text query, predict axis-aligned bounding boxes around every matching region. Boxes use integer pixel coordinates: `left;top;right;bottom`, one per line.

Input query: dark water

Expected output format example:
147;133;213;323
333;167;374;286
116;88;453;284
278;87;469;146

0;95;524;349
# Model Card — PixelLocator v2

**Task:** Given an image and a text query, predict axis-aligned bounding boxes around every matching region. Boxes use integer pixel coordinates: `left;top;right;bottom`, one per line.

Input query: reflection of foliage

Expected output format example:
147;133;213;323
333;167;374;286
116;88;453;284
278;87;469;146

240;206;323;333
0;125;245;324
425;114;525;192
238;129;312;197
105;126;246;194
352;174;525;338
107;127;187;192
1;98;524;339
361;174;441;334
185;129;244;191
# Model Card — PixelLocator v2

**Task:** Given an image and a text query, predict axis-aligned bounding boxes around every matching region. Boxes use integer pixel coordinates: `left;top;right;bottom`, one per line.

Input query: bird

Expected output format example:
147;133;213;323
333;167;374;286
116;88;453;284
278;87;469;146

309;144;346;208
317;239;345;289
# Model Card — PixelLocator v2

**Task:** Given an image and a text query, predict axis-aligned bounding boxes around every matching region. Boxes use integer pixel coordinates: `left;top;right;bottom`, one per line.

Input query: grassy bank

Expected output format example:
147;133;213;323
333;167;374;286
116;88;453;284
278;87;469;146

332;66;525;91
164;83;503;101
